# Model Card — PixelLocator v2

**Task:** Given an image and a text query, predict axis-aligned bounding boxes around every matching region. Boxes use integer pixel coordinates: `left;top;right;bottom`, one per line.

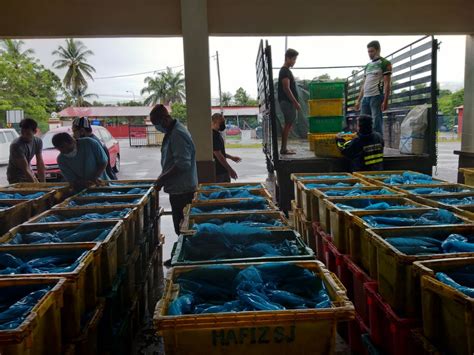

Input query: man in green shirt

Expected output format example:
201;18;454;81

355;41;392;136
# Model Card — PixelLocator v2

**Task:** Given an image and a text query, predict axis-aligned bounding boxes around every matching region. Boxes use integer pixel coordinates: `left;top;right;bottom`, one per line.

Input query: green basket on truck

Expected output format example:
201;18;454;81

309;81;346;100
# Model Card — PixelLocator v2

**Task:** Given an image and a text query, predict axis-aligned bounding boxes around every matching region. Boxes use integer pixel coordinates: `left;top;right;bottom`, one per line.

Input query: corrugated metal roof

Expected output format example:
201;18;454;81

58;106;154;117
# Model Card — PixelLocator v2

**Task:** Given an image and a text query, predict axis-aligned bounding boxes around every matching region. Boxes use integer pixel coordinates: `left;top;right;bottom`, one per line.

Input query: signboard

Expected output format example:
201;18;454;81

6;110;24;124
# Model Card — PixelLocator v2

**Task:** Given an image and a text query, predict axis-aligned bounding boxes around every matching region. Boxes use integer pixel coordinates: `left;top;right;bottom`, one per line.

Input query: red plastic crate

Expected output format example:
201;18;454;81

348;314;370;355
312;221;326;261
364;282;420;355
345;255;373;326
324;237;344;276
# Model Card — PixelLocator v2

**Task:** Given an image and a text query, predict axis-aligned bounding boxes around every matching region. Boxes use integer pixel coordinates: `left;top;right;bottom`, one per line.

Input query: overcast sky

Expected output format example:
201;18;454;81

23;35;466;105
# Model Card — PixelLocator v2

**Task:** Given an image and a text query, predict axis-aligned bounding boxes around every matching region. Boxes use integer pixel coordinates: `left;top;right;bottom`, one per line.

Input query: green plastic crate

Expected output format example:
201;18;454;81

309;81;346;99
308;116;344;133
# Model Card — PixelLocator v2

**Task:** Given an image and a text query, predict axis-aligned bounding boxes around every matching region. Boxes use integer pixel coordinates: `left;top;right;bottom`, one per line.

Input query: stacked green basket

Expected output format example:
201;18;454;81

307;81;346;133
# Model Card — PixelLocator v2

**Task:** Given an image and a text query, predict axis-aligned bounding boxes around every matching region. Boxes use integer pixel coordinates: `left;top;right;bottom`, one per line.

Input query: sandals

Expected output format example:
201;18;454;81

280;149;296;155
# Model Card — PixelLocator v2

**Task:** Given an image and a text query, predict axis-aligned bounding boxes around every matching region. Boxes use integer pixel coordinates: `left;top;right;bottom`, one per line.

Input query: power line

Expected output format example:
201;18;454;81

94;64;184;80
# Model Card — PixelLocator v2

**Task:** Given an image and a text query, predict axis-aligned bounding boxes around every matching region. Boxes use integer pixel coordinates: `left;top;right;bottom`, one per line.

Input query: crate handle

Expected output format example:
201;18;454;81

329;271;348;294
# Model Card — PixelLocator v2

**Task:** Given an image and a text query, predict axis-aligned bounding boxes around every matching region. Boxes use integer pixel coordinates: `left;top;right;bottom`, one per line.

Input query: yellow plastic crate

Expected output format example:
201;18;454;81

460;167;474;186
154;260;354;355
0;277;65;355
308;99;344;116
307;133;318;151
414;257;474;355
313;133;356;158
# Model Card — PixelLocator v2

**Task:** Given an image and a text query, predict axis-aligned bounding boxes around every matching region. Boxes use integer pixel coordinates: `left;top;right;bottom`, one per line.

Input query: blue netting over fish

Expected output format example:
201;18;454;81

305;182;363;189
405;186;473;195
0;250;88;275
299;175;351;180
108;182;153;186
362;209;462;228
7;223;113;244
200;184;261;191
198;189;256;200
192;214;284;229
382;172;436;185
325;188;395;197
0;285;51;330
182;223;304;261
335;199;419;211
386;233;474;255
0;192;46;200
68;198;141;207
167;263;331;315
38;209;132;223
191;198;270;214
81;188;147;197
436;265;474;297
438;196;474;206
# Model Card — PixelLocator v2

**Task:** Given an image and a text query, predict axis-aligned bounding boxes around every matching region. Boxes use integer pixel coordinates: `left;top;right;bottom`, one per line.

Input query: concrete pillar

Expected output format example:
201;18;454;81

456;35;474;182
180;0;215;183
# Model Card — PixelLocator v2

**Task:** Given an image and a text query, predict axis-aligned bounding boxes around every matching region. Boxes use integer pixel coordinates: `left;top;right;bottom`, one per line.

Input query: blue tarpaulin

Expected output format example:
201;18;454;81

436;265;474;297
8;223;113;244
362;209;462;228
191;198;270;214
325;188;395;197
0;285;51;330
0;192;46;200
168;263;331;315
81;188;147;197
38;209;131;223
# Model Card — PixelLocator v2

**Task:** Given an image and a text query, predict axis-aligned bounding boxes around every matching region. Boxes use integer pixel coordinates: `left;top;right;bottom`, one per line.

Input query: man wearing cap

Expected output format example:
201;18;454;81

72;117;117;180
150;104;197;235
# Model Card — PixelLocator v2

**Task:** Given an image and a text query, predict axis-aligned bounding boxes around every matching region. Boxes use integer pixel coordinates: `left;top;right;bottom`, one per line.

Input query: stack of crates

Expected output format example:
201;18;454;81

303;169;474;355
307;81;348;157
0;179;163;355
154;181;355;355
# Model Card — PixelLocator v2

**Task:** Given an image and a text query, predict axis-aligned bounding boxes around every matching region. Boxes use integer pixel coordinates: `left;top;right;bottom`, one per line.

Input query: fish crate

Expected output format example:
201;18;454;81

197;182;265;191
0;220;124;294
413;256;474;355
415;192;474;213
308;116;345;133
299;212;315;251
0;188;57;217
352;171;447;187
364;282;420;355
27;206;139;258
410;329;442;355
308;81;346;100
0;277;66;355
313;133;356;158
154;260;354;355
183;198;278;219
312;186;403;230
0;243;101;340
308;98;344;116
296;178;372;221
0;201;32;237
367;225;474;316
193;188;272;203
395;183;474;203
180;210;289;235
324;196;429;254
460;167;474;186
4;182;73;204
347;207;466;276
170;229;314;267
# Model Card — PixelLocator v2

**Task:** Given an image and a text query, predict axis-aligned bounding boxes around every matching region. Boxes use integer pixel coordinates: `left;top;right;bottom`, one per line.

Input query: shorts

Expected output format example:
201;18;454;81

279;100;296;125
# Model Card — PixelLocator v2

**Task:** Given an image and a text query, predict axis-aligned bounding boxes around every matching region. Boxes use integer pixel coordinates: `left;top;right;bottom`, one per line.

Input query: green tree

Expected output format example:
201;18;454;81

70;86;97;107
141;67;185;105
221;92;233;106
52;39;95;101
234;87;250;105
0;52;61;130
118;100;144;107
171;102;187;124
0;39;35;60
439;88;464;128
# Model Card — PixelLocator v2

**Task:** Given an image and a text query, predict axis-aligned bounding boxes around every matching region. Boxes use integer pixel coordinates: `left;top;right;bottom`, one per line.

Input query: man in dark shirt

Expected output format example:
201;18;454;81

211;113;241;182
277;48;301;155
336;115;384;171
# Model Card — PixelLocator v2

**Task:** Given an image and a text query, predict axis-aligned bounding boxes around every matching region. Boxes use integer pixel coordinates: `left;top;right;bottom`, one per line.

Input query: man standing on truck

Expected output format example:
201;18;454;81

7;118;46;184
211;113;241;183
355;41;392;137
150;104;198;235
278;48;301;155
336;115;384;171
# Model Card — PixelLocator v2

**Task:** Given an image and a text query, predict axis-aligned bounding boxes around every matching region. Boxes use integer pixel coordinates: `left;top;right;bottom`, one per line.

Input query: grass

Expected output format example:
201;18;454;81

225;143;262;149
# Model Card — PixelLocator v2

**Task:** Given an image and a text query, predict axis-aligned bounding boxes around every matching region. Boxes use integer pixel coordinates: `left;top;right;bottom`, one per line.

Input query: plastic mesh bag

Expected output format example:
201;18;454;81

0;286;51;330
81;188;147;197
38;209;131;223
9;223;113;244
168;263;331;315
0;192;46;200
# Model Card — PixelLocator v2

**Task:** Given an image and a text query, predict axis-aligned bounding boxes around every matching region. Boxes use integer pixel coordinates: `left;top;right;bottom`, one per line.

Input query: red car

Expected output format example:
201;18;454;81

31;126;121;181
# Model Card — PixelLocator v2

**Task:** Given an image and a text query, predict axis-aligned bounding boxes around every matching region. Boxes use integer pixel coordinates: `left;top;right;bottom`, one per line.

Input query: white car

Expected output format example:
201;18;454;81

0;128;19;165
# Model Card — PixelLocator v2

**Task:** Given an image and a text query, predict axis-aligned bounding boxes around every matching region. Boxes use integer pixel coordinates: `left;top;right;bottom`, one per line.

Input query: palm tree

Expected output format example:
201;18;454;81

221;92;233;106
141;67;185;105
52;39;95;95
0;39;35;59
70;86;98;107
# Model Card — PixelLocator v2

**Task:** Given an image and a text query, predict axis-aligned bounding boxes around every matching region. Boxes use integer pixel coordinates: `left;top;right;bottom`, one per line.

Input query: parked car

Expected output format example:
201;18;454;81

0;128;19;165
31;126;120;181
226;124;241;136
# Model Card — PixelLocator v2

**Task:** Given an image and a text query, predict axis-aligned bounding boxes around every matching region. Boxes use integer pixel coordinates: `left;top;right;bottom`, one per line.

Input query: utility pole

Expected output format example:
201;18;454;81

285;36;288;52
216;51;223;114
